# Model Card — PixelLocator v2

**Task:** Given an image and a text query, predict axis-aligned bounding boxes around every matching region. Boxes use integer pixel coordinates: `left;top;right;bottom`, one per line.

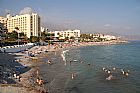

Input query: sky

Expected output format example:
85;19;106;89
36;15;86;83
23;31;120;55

0;0;140;35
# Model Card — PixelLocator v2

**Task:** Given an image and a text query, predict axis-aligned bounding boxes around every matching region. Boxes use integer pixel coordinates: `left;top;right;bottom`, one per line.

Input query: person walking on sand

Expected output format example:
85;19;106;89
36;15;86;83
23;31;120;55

36;69;39;75
36;78;40;84
36;78;44;85
38;79;44;85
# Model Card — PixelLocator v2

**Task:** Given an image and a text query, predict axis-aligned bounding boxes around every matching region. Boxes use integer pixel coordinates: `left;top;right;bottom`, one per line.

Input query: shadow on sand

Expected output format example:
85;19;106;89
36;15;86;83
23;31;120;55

0;53;31;84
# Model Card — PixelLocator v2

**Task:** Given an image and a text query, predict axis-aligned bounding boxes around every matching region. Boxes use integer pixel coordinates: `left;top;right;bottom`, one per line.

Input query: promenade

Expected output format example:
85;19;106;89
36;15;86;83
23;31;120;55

0;43;34;53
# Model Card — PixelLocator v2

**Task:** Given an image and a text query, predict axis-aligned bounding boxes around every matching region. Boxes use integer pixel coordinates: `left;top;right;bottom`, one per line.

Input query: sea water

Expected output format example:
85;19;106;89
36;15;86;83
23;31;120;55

64;41;140;93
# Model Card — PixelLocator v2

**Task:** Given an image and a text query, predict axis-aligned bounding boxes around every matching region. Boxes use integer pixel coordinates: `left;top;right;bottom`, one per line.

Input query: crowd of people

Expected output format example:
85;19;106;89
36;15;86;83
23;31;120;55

102;67;130;80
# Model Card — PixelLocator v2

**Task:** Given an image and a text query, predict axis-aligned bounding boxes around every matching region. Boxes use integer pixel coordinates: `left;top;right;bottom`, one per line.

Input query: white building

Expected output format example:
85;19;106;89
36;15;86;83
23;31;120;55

100;34;117;40
0;23;6;40
0;16;8;33
3;13;41;38
41;27;48;32
0;16;7;28
54;29;80;39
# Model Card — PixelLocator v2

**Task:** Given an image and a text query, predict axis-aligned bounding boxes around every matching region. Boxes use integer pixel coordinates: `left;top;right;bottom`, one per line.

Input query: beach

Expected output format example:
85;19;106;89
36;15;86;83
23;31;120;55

0;45;49;93
0;43;71;93
0;40;128;93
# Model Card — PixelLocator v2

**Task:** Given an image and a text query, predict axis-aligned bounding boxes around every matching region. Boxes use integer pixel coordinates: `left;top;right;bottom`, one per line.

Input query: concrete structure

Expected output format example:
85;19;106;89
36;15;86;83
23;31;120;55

0;16;8;34
0;16;7;28
54;29;80;39
0;13;41;38
7;13;41;38
0;22;7;40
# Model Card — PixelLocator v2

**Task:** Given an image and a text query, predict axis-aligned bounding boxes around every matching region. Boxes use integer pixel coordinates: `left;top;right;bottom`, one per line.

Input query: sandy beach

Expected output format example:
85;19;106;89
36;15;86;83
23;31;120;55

0;40;128;93
0;43;71;93
0;46;49;93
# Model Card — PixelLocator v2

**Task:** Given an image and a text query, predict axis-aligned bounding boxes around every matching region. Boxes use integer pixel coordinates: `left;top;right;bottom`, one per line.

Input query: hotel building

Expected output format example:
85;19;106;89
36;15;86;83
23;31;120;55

0;16;8;33
54;29;80;39
1;13;41;38
0;16;7;28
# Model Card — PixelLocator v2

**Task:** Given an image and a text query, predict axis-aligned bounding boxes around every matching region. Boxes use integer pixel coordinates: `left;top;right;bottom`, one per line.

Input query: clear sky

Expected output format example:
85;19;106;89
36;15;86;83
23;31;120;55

0;0;140;35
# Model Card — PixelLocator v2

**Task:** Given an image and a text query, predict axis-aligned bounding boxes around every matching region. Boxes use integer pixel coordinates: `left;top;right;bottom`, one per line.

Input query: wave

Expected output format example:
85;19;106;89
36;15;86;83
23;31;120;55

61;50;69;65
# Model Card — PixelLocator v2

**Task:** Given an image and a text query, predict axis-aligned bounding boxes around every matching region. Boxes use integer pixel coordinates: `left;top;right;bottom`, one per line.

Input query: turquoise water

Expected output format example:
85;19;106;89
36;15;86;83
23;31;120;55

64;41;140;93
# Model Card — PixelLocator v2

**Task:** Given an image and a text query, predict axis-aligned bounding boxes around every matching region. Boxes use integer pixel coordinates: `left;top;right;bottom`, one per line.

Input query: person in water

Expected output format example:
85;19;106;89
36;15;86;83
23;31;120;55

47;60;52;65
121;69;130;77
70;61;72;65
106;74;113;80
71;73;76;79
88;63;91;66
113;67;116;71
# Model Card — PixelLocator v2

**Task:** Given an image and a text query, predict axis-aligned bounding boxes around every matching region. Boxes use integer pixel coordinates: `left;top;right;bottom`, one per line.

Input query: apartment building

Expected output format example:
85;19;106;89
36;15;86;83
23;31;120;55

0;16;7;28
1;13;41;38
0;16;8;33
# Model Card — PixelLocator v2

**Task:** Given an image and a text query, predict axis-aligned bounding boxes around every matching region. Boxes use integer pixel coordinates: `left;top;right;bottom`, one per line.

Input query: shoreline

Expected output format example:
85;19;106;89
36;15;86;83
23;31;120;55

0;46;49;93
0;40;128;93
78;40;128;46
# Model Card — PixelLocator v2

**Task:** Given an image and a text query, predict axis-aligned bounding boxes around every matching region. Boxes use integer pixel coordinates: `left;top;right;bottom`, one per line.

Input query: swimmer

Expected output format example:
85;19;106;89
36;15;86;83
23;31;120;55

14;73;17;78
81;61;84;63
47;60;52;65
69;61;72;66
125;72;129;76
71;73;75;79
107;70;111;74
113;67;116;70
124;70;130;76
104;69;108;73
121;69;125;75
88;63;91;66
102;67;106;71
106;74;113;80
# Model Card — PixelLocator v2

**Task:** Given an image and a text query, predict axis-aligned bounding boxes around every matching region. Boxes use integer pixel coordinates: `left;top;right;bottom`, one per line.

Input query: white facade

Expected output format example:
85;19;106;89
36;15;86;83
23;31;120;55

6;13;41;38
0;16;7;28
54;29;80;39
100;35;117;40
0;16;8;33
0;23;4;35
41;27;48;32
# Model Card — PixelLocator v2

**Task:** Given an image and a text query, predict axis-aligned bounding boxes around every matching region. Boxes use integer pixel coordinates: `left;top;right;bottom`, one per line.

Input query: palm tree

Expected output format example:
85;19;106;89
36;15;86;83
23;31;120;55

15;27;20;45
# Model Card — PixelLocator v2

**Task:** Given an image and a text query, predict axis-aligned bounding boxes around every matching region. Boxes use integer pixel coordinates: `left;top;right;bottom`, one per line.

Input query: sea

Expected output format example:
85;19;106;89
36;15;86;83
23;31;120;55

63;41;140;93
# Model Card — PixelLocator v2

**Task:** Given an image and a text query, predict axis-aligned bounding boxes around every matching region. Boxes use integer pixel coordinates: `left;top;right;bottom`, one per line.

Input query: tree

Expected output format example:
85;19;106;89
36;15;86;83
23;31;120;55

64;37;69;41
39;36;46;42
10;31;18;39
30;36;39;43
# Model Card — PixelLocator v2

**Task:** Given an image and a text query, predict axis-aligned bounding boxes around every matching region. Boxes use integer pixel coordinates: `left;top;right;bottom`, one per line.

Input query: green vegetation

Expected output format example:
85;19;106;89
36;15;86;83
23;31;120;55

80;34;115;42
29;36;39;43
